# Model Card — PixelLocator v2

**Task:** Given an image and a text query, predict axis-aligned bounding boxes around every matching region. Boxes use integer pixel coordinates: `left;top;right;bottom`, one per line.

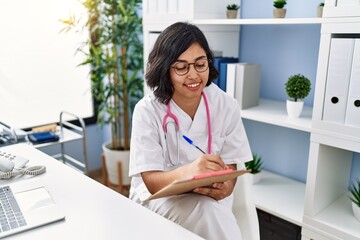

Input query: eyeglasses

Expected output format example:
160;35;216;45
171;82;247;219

171;58;210;76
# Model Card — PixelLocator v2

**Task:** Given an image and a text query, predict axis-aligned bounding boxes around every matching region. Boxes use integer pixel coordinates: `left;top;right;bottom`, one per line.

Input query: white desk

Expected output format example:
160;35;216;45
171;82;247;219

0;144;203;240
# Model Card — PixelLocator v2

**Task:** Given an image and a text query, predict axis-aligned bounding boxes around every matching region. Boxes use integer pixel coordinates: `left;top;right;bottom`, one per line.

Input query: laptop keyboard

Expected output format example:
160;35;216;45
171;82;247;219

0;186;27;232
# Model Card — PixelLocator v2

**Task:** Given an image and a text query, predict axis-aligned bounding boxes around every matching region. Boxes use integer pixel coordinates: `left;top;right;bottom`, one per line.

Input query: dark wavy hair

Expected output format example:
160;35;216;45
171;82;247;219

145;22;219;104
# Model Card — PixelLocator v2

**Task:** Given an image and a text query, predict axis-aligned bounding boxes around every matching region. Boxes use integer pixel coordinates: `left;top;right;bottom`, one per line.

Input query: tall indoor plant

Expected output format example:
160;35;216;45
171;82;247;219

63;0;143;190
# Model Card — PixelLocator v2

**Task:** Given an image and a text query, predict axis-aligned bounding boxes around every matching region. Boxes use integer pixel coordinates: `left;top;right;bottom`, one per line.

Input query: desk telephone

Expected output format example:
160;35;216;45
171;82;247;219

0;150;46;179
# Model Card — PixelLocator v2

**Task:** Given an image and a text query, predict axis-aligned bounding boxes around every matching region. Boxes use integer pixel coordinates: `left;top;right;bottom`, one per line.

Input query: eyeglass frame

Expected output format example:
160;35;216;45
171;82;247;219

170;57;211;76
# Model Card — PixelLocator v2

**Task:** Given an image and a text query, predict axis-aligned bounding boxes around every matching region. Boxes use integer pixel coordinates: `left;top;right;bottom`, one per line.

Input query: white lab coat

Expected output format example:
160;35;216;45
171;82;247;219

129;83;252;240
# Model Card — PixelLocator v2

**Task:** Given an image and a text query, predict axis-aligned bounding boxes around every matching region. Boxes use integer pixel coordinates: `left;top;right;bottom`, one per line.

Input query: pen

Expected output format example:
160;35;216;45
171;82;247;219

182;135;206;154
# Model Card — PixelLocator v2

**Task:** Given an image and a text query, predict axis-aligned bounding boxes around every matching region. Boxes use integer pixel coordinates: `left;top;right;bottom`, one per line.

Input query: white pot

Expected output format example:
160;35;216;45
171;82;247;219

249;172;262;184
102;141;131;186
352;202;360;222
286;99;304;118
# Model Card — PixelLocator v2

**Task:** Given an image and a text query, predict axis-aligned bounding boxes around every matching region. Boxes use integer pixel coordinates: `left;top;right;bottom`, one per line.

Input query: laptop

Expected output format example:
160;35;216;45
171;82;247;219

0;178;65;238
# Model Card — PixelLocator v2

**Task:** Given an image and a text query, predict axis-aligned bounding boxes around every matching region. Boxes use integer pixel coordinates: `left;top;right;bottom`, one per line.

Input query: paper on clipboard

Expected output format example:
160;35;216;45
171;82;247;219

147;169;250;200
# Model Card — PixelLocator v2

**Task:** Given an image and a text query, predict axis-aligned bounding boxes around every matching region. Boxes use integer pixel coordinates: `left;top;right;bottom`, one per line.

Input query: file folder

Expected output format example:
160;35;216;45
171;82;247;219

345;39;360;127
322;38;354;124
213;57;238;88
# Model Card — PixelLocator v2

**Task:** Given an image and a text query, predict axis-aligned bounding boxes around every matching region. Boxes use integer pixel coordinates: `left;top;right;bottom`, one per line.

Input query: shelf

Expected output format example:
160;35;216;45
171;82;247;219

192;17;360;26
303;195;360;240
241;99;312;132
252;170;305;227
27;127;83;149
192;18;323;25
24;111;88;174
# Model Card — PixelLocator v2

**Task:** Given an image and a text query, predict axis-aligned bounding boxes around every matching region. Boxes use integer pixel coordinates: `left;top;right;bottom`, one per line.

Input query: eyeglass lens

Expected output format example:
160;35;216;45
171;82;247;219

173;58;209;76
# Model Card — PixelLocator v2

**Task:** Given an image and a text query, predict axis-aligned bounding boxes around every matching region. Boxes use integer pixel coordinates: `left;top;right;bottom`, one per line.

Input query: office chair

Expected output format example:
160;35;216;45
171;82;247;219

232;163;260;240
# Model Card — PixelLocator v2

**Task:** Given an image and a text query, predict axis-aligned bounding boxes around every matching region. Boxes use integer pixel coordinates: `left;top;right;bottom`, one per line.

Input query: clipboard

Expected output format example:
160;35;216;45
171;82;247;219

147;169;250;200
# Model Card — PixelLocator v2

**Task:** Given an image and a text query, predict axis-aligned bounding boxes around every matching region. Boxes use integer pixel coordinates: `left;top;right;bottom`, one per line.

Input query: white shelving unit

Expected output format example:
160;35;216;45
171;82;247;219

142;0;360;239
301;0;360;237
253;170;306;227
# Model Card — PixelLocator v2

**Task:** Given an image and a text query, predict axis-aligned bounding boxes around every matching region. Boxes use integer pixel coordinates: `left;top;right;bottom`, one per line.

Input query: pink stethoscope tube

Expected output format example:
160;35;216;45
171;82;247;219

162;91;212;158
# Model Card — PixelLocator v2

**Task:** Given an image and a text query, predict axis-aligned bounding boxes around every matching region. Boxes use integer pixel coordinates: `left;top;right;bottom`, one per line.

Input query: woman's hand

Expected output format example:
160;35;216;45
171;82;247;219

193;180;235;201
192;163;237;201
182;154;227;179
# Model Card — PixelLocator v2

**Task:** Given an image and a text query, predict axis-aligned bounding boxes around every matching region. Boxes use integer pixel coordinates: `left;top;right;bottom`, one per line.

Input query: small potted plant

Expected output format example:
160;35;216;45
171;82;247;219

245;153;264;184
349;178;360;222
317;2;324;17
226;4;240;19
273;0;287;18
285;74;311;118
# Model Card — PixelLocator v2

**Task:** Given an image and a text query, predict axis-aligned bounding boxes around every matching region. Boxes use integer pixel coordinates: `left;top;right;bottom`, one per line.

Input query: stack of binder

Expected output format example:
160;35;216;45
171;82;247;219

323;38;360;127
226;63;261;109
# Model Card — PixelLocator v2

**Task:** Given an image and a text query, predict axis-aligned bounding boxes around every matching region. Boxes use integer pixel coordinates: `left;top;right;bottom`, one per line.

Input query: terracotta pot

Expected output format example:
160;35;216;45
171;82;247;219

226;10;238;19
317;6;324;17
273;8;286;18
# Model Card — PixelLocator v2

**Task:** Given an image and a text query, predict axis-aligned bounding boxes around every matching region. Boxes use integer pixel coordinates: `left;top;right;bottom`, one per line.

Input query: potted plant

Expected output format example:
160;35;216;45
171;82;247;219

226;4;240;19
349;178;360;222
245;153;263;184
62;0;143;193
273;0;287;18
317;2;324;17
285;74;311;118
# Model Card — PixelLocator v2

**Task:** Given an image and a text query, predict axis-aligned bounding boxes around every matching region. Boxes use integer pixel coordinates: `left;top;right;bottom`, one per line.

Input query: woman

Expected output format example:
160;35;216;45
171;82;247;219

129;22;252;239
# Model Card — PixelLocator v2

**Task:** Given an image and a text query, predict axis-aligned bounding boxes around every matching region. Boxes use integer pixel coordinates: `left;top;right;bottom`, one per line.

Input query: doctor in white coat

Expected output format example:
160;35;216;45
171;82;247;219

129;22;252;240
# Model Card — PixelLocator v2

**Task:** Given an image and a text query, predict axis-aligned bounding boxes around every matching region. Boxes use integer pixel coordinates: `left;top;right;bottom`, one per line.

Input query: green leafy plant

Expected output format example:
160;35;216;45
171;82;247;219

273;0;287;9
62;0;143;151
285;74;311;102
349;178;360;207
319;2;325;7
227;4;240;10
245;154;263;174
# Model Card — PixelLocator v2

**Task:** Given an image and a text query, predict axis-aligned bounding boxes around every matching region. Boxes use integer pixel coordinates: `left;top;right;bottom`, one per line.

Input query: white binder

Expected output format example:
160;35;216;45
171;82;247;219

226;63;237;97
227;63;260;109
345;39;360;127
322;38;355;124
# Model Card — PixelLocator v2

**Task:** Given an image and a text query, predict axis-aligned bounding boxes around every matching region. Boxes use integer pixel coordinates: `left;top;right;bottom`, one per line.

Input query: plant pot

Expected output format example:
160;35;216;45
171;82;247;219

102;141;131;186
226;10;238;19
352;202;360;222
317;6;324;17
286;99;304;118
273;8;286;18
249;172;262;184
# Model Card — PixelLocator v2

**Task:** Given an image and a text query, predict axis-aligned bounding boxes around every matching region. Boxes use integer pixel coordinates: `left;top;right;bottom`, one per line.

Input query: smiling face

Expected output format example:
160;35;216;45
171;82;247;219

170;43;209;106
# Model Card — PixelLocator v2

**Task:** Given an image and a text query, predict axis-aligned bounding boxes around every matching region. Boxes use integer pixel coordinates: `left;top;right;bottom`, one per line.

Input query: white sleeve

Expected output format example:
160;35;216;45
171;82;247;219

129;100;166;177
221;100;253;165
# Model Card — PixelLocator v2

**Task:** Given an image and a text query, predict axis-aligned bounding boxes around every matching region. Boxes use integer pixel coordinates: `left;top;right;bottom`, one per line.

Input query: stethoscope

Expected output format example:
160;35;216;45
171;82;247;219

162;91;212;166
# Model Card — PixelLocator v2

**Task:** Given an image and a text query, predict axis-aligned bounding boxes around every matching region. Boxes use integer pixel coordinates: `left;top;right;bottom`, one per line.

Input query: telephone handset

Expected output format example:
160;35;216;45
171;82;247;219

0;150;46;179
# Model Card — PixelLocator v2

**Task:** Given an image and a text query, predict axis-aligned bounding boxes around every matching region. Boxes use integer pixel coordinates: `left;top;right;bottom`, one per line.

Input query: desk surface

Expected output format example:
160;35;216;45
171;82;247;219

0;144;203;240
